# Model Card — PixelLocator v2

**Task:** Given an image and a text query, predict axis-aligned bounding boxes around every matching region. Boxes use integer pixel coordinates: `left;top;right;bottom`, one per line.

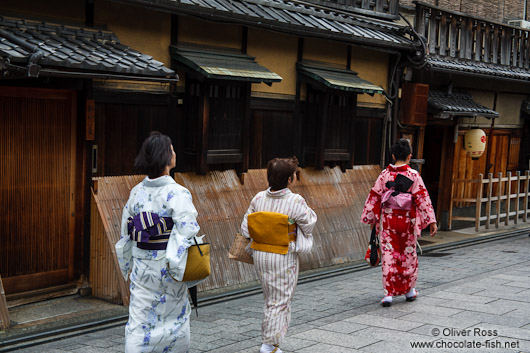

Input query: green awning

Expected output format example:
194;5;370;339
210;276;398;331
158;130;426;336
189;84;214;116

170;46;282;84
297;63;384;95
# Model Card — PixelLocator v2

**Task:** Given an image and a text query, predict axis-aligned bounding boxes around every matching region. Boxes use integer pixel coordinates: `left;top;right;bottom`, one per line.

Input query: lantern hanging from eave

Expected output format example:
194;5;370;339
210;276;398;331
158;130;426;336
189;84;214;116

464;128;486;160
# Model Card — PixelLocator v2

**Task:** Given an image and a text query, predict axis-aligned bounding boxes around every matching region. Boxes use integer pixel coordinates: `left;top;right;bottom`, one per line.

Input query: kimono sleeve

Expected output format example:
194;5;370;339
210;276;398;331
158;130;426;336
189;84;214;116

361;171;386;229
115;187;135;280
166;187;201;281
291;195;317;254
240;196;256;239
411;174;436;235
290;195;317;236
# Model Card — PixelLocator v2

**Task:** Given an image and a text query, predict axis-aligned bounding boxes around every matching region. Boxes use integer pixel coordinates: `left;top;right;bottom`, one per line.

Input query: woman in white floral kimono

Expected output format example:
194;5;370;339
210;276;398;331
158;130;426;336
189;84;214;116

241;157;317;353
115;131;201;353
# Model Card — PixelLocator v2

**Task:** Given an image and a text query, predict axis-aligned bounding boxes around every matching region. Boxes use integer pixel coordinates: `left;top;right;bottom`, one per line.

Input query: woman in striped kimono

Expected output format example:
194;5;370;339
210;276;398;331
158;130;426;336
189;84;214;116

361;138;437;307
241;157;317;353
116;131;201;353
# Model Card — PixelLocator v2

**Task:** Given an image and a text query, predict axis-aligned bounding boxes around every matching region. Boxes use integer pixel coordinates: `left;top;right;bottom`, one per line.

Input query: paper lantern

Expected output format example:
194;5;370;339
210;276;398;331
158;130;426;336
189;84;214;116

464;128;486;160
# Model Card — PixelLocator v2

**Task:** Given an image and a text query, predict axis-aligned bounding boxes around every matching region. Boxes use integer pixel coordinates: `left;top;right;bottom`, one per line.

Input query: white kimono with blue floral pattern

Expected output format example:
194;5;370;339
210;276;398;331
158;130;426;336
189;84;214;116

115;175;200;353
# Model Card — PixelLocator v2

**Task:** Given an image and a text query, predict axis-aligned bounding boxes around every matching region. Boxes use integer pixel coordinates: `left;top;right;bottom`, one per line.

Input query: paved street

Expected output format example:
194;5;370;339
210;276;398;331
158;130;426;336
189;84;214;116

15;233;530;353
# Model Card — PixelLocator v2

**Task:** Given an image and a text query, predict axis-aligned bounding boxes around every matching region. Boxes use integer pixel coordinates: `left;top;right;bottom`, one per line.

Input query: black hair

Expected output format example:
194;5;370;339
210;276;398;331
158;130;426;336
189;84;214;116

134;131;173;179
267;156;299;191
391;138;412;162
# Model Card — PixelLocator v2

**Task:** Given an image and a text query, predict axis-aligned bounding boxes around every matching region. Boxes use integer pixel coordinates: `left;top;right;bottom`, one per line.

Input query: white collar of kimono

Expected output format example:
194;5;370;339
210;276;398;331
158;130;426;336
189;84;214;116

142;175;176;188
266;187;292;198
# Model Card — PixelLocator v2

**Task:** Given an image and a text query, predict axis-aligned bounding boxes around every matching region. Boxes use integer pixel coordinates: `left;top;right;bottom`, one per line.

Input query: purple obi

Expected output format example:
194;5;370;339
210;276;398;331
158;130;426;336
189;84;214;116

381;189;413;210
127;212;174;250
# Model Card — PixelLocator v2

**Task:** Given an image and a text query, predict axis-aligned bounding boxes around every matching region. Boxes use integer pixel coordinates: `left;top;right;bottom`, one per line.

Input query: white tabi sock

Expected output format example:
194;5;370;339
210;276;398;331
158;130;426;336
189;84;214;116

405;288;417;298
382;296;393;303
260;344;283;353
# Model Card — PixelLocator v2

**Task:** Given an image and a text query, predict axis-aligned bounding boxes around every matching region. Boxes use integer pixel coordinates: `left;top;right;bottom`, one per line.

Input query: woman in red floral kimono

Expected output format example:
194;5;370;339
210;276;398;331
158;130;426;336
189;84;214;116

361;138;437;307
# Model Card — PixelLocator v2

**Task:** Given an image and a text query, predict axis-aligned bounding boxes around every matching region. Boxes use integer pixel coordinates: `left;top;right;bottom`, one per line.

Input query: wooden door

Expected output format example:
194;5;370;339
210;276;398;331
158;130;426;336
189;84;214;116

0;87;76;294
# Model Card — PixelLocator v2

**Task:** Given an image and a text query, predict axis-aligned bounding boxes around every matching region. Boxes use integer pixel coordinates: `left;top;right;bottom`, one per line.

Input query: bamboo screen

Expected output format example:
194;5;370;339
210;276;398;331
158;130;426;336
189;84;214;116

91;166;379;302
0;89;75;293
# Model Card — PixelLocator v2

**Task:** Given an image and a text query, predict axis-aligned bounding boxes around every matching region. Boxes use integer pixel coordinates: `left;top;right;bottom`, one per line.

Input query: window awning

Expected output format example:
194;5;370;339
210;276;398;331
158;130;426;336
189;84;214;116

428;90;499;120
170;46;282;84
297;63;384;95
0;15;177;82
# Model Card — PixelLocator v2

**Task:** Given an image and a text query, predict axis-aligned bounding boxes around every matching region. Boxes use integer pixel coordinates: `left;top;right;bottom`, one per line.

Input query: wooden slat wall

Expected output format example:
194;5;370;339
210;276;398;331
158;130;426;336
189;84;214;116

0;88;75;294
90;195;123;304
452;134;487;207
90;176;143;304
90;166;379;301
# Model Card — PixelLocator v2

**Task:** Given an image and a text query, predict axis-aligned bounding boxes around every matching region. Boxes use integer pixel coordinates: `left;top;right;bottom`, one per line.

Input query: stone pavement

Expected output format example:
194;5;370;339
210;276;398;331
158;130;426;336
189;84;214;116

13;232;530;353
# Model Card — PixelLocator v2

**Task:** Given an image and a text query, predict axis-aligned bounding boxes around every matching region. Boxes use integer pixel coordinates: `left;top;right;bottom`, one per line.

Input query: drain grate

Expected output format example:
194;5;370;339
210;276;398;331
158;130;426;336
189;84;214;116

501;250;517;253
420;252;453;257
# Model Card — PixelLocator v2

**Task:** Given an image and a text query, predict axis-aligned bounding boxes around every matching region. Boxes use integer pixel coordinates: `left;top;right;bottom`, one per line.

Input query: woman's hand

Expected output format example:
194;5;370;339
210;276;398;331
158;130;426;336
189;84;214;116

429;222;438;237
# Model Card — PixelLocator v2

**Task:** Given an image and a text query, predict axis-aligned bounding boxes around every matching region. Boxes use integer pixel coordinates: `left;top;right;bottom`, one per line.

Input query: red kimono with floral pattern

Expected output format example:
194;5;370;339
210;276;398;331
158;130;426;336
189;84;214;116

361;164;436;297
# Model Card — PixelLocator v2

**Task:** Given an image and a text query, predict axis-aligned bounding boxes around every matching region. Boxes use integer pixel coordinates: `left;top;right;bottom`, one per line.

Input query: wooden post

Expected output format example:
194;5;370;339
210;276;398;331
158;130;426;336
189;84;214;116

197;84;210;175
486;173;493;229
505;172;511;226
495;172;502;228
448;178;455;230
428;11;438;55
0;275;10;329
475;174;483;232
316;92;329;170
523;170;530;222
439;13;448;56
513;170;521;224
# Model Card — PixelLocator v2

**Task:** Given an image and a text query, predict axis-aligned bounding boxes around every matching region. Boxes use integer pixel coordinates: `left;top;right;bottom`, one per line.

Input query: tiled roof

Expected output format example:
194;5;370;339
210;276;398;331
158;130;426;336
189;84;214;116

428;90;499;119
119;0;414;50
297;62;383;94
171;46;282;83
426;57;530;82
0;16;175;78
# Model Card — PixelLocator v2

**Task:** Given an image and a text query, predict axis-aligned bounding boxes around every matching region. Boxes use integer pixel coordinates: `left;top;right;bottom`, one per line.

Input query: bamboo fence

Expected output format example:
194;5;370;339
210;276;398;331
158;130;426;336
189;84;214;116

90;166;379;304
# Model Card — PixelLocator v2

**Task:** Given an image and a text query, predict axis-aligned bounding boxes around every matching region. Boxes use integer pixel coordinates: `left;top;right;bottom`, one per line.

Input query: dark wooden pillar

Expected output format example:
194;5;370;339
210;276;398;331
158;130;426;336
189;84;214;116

294;38;304;165
241;83;251;173
197;83;209;174
316;92;329;170
348;94;357;169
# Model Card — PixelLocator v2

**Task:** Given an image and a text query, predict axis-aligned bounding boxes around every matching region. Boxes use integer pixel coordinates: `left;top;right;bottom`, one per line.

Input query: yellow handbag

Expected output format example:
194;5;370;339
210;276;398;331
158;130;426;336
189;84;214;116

248;211;296;254
168;238;211;282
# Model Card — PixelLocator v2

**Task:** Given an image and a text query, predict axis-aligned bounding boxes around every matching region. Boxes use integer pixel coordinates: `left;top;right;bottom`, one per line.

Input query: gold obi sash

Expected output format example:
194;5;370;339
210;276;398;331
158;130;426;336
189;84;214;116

248;211;297;254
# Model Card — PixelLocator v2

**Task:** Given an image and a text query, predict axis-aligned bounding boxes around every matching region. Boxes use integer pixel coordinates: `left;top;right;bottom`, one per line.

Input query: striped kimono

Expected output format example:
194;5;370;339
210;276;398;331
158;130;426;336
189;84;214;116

241;187;317;346
361;164;436;297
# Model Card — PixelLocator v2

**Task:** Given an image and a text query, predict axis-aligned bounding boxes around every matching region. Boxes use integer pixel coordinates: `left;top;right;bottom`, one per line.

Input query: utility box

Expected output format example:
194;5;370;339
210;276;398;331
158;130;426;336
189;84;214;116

400;83;429;126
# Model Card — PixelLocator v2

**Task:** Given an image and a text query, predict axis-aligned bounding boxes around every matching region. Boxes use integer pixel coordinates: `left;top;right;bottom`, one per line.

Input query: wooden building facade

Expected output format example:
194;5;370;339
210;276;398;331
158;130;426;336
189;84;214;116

0;1;177;297
399;2;530;229
1;0;422;302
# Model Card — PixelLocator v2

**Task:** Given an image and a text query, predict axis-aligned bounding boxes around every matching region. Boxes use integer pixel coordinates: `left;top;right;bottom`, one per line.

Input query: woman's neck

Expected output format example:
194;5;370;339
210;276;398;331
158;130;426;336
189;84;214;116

393;161;407;166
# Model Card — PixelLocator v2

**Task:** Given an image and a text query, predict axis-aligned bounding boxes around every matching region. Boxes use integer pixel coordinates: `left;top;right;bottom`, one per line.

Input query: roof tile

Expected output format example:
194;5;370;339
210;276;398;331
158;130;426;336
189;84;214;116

0;15;175;78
